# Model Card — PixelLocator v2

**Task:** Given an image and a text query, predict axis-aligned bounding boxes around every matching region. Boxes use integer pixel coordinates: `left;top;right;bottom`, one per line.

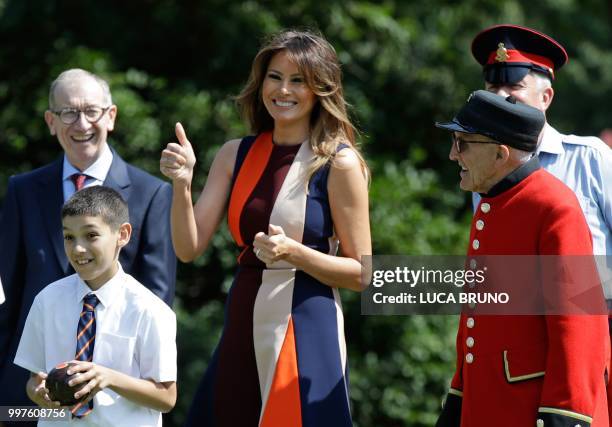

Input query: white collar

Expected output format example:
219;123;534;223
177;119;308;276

537;123;564;155
62;143;113;182
75;262;124;309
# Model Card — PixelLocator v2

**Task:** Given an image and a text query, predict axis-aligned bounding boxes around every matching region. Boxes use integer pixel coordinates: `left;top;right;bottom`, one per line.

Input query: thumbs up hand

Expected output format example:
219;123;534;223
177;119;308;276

160;122;197;186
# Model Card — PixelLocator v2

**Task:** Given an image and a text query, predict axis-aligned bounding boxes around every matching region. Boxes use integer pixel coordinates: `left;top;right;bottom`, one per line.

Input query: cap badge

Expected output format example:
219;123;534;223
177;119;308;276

495;42;509;62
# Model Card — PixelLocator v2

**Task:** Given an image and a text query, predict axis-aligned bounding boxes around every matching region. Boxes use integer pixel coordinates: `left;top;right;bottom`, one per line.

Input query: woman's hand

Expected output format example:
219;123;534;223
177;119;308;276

160;122;197;187
253;224;297;264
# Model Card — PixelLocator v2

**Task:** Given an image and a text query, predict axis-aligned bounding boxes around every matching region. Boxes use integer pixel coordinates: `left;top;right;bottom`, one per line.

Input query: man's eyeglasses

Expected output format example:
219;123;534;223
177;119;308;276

452;134;500;153
52;106;111;125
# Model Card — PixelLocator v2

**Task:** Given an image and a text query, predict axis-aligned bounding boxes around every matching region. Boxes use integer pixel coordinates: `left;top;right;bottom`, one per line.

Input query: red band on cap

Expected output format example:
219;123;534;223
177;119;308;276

487;49;555;77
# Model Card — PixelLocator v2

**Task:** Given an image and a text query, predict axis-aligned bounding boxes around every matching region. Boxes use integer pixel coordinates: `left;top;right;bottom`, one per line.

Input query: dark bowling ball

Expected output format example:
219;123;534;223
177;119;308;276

46;362;87;405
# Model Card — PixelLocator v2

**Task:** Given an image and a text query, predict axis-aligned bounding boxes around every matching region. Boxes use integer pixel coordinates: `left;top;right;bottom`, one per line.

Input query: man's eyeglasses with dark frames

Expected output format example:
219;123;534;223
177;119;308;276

52;106;111;125
452;134;500;153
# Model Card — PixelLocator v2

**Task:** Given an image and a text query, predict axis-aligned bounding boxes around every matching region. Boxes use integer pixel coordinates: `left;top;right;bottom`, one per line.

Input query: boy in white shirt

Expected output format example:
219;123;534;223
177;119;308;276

14;186;177;426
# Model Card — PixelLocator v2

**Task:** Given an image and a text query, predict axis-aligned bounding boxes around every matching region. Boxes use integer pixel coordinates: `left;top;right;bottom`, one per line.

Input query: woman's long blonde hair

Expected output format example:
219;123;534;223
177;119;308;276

236;29;369;182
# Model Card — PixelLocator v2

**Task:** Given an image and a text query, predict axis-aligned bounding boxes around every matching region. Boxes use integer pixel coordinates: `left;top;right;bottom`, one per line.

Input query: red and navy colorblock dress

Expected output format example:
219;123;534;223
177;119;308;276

186;132;352;427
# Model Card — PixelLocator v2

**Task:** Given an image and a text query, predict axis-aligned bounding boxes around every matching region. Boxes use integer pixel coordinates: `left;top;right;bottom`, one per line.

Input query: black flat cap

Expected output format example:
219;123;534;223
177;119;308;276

472;24;568;84
435;90;545;152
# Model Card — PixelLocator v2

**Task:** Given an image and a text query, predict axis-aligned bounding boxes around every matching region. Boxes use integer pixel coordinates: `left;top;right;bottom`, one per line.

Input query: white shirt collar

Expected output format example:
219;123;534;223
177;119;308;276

537;123;564;155
62;143;113;182
75;262;124;309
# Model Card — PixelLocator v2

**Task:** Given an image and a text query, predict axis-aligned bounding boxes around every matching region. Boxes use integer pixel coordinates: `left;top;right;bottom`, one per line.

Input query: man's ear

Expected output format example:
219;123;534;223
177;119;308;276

541;86;554;111
106;105;118;132
44;110;56;135
117;222;132;248
496;145;510;162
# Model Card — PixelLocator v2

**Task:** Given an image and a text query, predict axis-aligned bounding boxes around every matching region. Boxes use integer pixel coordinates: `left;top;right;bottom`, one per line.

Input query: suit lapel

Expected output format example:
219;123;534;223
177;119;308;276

37;157;70;272
37;150;132;275
103;150;132;201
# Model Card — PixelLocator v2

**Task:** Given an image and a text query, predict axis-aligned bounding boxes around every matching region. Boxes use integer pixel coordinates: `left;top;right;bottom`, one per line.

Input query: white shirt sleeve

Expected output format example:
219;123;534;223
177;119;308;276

136;303;177;383
14;295;46;374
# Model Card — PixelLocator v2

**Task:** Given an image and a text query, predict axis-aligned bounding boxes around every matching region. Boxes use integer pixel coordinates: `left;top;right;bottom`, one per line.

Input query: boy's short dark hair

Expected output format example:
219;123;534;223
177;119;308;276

62;186;129;230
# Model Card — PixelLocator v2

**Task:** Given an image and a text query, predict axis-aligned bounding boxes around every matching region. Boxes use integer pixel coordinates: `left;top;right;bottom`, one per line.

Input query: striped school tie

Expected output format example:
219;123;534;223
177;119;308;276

71;293;99;418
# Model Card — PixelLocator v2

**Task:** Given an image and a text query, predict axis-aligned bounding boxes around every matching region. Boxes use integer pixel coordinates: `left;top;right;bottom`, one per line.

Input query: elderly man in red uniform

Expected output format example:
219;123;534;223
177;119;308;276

434;90;609;427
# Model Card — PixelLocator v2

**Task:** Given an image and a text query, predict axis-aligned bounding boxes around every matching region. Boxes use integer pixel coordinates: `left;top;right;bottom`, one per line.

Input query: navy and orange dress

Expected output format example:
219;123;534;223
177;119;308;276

185;132;352;427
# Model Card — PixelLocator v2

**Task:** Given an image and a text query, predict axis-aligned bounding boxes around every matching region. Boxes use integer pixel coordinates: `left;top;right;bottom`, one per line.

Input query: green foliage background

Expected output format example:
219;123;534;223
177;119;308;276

1;1;610;425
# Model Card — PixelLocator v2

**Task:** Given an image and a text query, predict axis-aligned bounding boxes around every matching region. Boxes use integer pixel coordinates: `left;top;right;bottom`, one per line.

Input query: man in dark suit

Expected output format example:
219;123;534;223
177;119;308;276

0;69;176;417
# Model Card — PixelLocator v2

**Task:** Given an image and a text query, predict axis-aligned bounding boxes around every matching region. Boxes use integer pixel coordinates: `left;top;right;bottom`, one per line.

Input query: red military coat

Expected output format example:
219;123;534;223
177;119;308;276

437;161;609;427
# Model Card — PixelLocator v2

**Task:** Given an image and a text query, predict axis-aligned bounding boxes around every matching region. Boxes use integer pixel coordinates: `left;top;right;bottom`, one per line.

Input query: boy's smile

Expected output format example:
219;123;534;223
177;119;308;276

62;215;129;290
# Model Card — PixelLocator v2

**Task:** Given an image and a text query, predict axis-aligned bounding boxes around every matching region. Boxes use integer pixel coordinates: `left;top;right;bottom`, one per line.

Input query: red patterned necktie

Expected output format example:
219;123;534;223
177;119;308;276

70;173;87;192
71;293;99;418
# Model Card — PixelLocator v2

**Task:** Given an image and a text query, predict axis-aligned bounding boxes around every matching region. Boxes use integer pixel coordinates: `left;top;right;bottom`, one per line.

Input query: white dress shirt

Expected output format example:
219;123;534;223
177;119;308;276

62;143;113;202
14;264;177;426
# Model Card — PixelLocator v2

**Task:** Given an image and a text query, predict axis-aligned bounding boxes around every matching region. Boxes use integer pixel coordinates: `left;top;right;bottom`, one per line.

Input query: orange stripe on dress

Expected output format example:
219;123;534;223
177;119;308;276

260;317;302;427
227;132;274;248
237;246;249;264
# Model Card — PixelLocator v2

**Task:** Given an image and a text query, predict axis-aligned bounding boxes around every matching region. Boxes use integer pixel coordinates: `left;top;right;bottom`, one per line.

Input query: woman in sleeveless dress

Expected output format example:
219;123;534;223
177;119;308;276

160;29;371;427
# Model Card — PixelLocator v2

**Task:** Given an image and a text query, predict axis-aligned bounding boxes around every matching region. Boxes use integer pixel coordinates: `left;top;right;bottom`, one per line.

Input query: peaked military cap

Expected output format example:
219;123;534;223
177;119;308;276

472;24;568;84
435;90;545;152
